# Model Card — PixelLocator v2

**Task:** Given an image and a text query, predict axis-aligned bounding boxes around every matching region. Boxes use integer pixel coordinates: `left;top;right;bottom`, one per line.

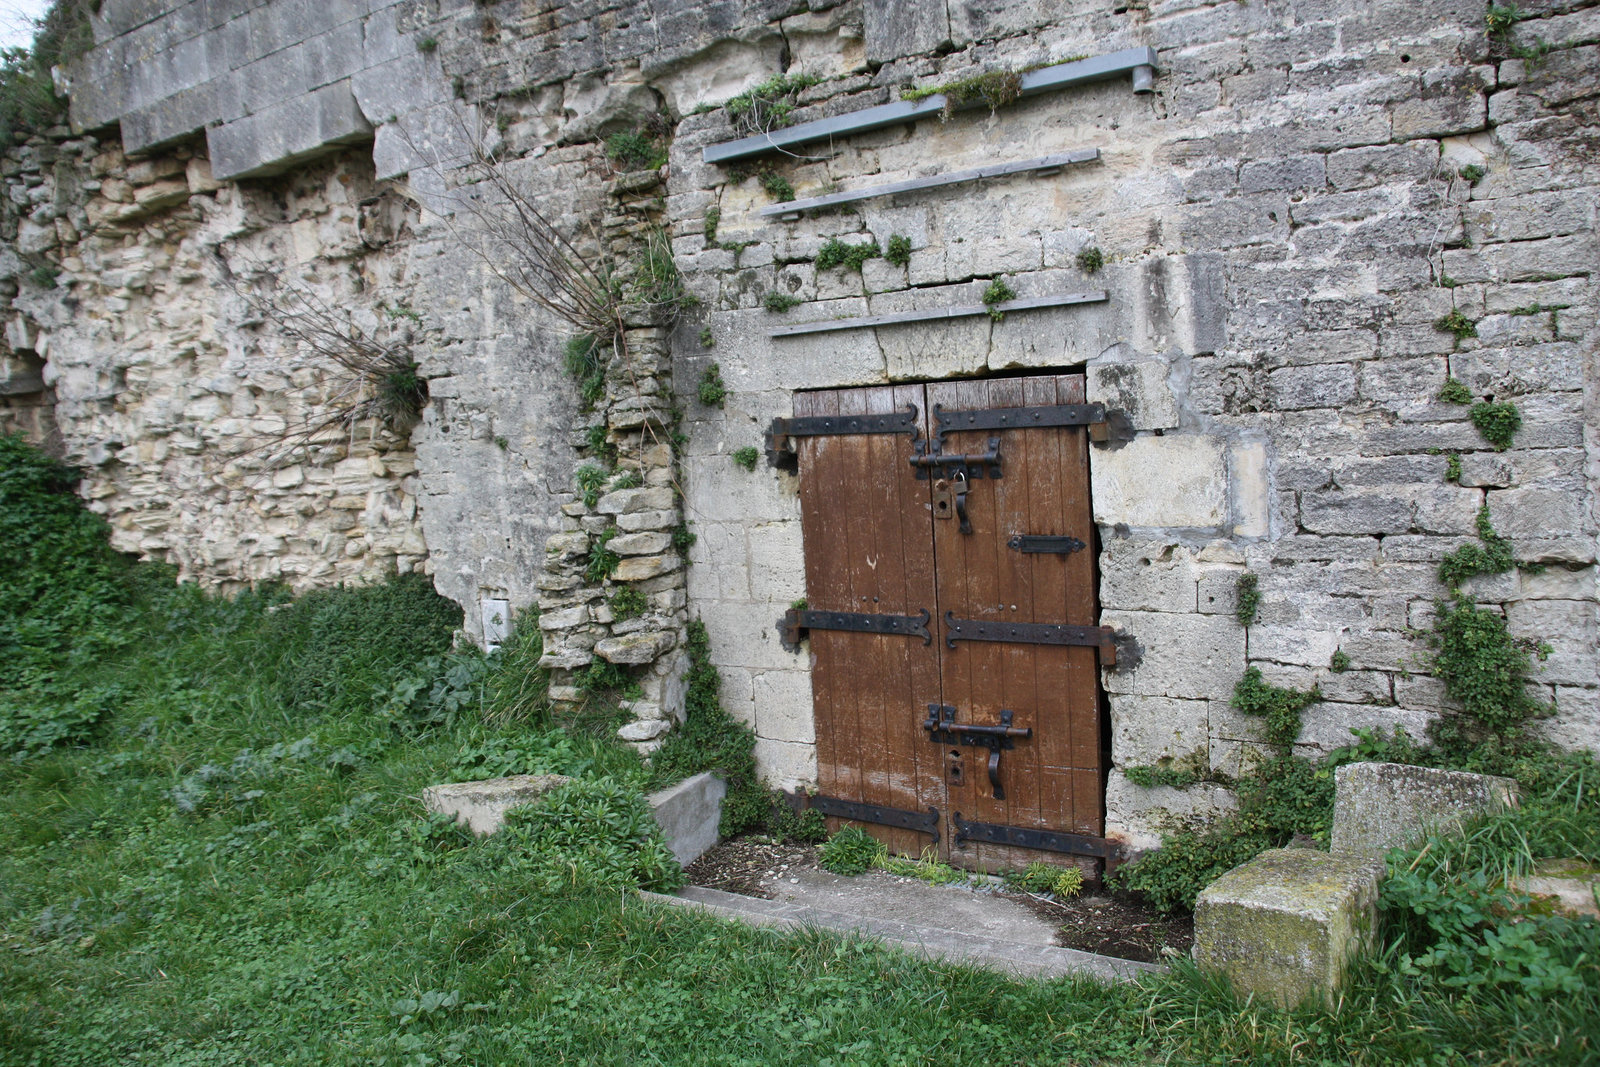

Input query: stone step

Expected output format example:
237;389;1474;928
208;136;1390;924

639;884;1161;982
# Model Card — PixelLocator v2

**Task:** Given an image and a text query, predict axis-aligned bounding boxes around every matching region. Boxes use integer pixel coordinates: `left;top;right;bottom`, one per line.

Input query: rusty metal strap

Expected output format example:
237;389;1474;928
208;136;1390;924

943;612;1117;665
765;404;920;471
778;608;932;651
810;795;940;843
952;814;1121;861
931;403;1134;447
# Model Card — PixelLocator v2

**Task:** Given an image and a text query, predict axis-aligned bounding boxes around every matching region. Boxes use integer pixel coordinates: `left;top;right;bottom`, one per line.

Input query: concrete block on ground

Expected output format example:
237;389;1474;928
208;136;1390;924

1193;848;1384;1010
647;771;726;866
422;773;573;835
1330;762;1518;855
1510;859;1600;920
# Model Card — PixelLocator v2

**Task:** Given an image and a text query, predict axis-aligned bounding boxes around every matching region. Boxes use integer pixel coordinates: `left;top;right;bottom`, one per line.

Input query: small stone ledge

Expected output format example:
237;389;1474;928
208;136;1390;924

1331;762;1519;855
1193;848;1384;1010
421;770;725;868
421;773;573;835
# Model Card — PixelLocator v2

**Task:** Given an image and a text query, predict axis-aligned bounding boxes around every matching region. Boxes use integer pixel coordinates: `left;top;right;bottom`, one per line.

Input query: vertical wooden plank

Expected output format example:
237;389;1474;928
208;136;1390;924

793;384;940;855
795;389;848;807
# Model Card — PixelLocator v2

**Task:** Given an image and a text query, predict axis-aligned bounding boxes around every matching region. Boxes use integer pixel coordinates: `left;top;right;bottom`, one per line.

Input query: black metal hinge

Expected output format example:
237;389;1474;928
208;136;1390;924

952;814;1123;863
810;795;940;844
778;607;932;651
765;404;920;472
930;403;1134;451
943;612;1118;665
1007;534;1087;554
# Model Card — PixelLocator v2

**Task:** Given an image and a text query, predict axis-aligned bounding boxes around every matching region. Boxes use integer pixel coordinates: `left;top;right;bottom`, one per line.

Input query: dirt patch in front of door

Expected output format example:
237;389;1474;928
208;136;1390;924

683;839;820;899
684;838;1191;965
1006;888;1193;963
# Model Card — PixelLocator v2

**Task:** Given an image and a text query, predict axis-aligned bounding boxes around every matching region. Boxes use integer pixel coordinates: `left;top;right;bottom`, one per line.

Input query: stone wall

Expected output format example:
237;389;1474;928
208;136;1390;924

0;133;434;589
657;0;1600;843
6;0;1598;847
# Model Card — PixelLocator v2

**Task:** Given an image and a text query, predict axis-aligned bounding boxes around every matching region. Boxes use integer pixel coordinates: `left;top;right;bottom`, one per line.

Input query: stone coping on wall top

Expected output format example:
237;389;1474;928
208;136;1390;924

768;291;1110;338
704;47;1158;165
759;149;1102;219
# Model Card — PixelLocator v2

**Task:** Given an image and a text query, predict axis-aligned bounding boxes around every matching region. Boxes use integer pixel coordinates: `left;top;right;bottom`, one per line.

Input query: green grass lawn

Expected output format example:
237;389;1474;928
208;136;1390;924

2;435;1597;1065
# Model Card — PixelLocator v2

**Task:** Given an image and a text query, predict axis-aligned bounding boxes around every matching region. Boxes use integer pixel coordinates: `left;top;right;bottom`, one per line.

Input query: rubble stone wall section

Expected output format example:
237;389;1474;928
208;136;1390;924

0;134;431;589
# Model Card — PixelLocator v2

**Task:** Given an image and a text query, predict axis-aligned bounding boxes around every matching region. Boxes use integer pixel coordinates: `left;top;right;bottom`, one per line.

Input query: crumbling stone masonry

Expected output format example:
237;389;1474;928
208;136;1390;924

2;0;1596;848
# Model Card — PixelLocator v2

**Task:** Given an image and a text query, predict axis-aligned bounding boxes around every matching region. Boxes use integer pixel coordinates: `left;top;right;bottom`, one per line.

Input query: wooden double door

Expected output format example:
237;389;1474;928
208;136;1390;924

784;373;1112;870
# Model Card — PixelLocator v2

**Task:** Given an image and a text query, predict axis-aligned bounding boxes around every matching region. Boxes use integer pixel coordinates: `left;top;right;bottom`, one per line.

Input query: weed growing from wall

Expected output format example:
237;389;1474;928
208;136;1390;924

1434;309;1478;346
903;69;1024;119
982;278;1017;321
1234;572;1261;626
1076;246;1104;274
764;291;801;313
608;588;648;620
724;74;820;134
815;238;881;272
1469;400;1521;450
697;363;727;407
564;334;607;411
1438;377;1473;404
605;130;668;171
575;464;607;508
731;446;760;471
646;620;767;835
583;527;621;583
760;171;796;203
1438;506;1514;585
885;234;912;267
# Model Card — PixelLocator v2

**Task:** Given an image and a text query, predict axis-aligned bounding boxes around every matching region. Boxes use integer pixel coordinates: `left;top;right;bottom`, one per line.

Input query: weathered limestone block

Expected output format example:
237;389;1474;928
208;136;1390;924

647;771;727;866
595;486;676;515
1088;359;1179;432
422;773;573;835
612;554;683;581
1510;859;1600;920
1092;435;1228;530
594;629;676;664
609;530;672;555
1330;762;1518;855
1194;849;1384;1010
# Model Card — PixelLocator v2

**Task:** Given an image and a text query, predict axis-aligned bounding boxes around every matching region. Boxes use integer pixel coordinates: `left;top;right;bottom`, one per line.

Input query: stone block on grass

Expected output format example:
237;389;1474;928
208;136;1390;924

1194;848;1384;1010
1330;762;1518;856
422;774;573;835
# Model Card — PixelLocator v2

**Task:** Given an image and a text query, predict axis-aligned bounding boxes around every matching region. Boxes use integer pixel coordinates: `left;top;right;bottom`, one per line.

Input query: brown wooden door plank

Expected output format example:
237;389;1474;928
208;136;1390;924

794;385;939;854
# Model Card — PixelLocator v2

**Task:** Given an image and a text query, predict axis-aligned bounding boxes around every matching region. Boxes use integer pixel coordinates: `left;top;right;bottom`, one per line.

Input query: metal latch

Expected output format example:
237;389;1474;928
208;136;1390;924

921;704;1032;800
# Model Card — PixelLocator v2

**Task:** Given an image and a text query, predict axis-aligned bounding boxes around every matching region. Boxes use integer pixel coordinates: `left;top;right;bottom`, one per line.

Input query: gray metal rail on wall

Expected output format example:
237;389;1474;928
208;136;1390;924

768;291;1110;338
759;149;1101;219
703;47;1158;165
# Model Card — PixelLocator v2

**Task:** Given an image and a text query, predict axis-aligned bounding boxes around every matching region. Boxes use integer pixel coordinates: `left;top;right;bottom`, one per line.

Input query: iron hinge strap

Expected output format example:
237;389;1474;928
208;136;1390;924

778;607;932;651
930;403;1134;448
943;612;1118;666
1007;534;1087;554
952;815;1123;862
809;795;940;844
765;404;920;471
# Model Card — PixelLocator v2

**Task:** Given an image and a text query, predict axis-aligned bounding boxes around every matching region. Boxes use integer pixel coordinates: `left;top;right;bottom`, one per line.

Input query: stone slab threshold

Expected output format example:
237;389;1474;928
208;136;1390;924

639;884;1161;983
